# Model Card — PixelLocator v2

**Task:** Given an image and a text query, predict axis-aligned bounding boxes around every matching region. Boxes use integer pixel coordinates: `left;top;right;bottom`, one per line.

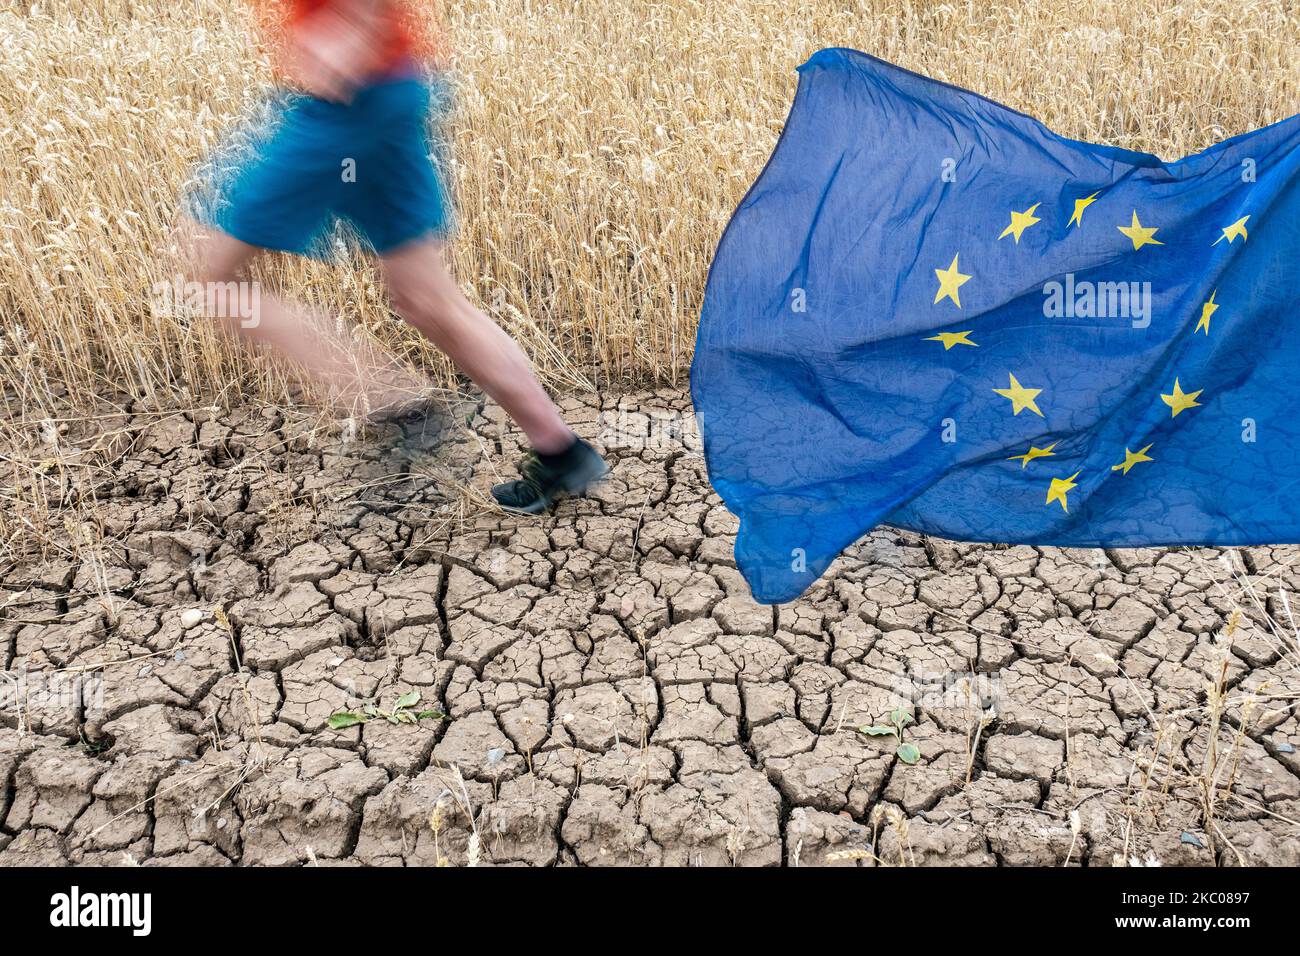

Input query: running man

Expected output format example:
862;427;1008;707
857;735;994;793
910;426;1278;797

182;0;608;514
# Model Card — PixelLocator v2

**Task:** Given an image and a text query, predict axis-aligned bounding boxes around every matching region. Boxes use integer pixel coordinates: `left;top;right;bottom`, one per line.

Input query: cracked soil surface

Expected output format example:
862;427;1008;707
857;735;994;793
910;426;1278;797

2;389;1298;866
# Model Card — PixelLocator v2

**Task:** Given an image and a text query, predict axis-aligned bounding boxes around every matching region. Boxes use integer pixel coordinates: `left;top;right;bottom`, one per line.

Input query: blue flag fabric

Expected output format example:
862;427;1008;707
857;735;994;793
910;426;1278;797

692;48;1300;604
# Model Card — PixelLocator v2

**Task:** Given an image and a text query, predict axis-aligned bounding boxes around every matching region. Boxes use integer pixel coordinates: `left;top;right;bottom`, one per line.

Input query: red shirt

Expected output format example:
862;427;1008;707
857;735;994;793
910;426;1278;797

250;1;440;79
288;0;413;75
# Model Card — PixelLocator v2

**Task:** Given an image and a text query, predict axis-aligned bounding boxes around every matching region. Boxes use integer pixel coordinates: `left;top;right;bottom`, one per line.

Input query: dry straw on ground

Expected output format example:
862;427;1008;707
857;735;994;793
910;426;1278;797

2;0;1298;416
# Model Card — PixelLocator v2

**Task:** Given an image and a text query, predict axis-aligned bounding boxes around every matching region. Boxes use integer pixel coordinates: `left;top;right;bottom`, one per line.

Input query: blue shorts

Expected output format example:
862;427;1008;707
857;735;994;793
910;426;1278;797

188;75;452;257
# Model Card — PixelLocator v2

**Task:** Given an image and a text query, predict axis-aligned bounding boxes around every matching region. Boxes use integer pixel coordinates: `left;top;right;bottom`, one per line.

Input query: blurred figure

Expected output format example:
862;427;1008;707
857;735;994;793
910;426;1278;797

182;0;608;513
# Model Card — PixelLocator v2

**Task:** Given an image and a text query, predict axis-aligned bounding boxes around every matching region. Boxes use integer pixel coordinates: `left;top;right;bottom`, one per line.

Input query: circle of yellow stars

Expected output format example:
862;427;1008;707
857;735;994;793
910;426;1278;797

921;191;1253;514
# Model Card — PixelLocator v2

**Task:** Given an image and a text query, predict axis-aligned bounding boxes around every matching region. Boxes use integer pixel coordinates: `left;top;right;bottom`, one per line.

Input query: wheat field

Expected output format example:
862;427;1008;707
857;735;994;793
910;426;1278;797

2;0;1298;417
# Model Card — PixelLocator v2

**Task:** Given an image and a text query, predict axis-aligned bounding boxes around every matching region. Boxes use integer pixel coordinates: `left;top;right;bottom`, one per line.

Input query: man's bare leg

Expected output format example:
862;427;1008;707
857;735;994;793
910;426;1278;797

379;238;575;454
180;223;426;415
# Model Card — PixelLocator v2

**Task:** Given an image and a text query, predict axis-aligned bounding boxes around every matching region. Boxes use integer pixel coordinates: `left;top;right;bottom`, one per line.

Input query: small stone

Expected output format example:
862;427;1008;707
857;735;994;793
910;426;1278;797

180;608;204;628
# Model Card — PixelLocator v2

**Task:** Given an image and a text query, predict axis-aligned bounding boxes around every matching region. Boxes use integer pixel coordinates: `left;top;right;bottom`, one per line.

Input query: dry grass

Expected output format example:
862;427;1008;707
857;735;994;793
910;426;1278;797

2;0;1297;422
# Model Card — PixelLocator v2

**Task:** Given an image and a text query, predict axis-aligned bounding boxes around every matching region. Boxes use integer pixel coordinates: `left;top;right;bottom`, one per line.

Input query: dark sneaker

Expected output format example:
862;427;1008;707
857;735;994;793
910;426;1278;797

364;393;434;426
491;438;610;514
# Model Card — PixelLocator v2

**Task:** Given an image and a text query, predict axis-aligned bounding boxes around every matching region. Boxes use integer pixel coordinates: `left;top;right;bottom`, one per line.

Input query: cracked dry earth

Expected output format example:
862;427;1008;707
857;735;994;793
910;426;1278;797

2;388;1299;868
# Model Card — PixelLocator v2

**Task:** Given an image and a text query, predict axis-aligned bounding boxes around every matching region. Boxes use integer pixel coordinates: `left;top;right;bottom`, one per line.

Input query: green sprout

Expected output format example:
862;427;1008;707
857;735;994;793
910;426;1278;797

858;707;921;765
328;690;445;730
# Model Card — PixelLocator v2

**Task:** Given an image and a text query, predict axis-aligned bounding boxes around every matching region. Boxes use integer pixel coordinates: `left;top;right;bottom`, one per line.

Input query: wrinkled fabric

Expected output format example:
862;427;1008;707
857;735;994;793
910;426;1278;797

691;48;1300;604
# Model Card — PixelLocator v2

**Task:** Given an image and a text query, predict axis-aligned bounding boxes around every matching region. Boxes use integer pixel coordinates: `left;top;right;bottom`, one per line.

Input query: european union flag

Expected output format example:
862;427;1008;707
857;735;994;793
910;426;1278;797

692;48;1300;604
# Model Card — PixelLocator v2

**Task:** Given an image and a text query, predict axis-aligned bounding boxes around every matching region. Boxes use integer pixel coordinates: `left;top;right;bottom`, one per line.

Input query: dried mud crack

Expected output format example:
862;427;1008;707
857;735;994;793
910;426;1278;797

1;389;1297;866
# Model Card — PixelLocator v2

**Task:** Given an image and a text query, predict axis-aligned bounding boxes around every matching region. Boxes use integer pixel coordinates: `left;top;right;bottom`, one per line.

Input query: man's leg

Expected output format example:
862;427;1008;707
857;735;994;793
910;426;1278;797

380;237;609;513
379;238;574;454
180;222;425;415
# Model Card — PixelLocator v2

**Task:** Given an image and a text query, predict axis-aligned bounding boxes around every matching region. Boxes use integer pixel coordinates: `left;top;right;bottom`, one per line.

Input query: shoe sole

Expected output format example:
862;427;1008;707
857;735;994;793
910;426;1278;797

497;458;612;515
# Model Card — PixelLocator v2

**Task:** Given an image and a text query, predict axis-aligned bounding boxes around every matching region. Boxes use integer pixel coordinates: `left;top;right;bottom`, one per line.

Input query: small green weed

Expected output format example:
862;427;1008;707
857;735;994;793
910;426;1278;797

858;707;920;764
329;690;445;730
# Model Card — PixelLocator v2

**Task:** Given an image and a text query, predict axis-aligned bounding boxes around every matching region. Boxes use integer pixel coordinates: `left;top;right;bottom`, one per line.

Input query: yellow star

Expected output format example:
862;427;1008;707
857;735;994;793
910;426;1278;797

1046;471;1081;513
1008;441;1058;469
933;254;972;308
1067;191;1100;228
993;373;1044;417
1195;289;1219;335
1160;378;1203;418
998;203;1042;243
1111;444;1154;475
1212;215;1250;246
924;330;978;350
1117;210;1164;250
